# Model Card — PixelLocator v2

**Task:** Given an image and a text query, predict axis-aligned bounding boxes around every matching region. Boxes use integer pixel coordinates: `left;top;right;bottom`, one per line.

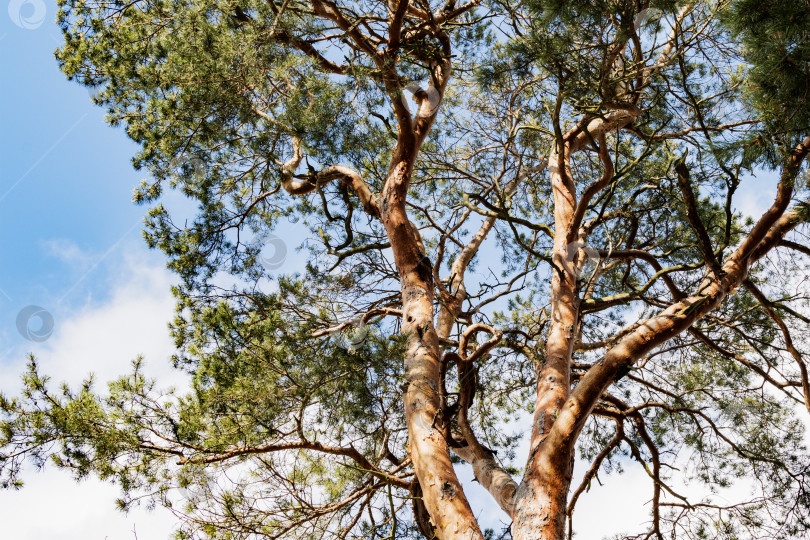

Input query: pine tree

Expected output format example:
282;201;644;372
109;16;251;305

3;0;810;538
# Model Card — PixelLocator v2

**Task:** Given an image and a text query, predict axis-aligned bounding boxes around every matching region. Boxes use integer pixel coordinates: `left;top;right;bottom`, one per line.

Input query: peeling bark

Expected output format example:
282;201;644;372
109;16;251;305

511;136;810;539
513;145;578;540
279;137;381;217
382;152;485;539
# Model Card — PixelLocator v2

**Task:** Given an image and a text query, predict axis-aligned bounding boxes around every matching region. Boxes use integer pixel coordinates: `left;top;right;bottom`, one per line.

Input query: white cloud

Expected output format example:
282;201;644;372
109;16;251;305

0;253;183;539
2;255;186;392
5;240;800;539
41;238;96;271
0;466;179;540
0;247;654;539
568;463;652;539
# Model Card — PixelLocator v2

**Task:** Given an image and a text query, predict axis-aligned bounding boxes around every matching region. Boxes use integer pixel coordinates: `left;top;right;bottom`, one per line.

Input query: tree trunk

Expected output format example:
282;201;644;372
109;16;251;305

513;147;578;539
512;448;573;540
382;153;485;540
511;139;810;539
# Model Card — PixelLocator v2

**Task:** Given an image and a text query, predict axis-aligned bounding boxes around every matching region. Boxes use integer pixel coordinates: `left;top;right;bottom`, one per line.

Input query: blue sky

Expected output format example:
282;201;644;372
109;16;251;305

0;1;157;328
0;1;791;538
0;3;185;537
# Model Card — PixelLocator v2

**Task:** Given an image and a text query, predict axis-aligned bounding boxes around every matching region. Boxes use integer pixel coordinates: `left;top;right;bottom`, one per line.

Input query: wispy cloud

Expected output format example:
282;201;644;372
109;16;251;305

41;238;95;269
0;255;183;539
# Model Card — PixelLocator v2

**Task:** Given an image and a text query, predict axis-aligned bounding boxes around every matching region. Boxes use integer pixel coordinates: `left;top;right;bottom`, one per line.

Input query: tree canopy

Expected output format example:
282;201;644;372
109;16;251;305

3;0;810;538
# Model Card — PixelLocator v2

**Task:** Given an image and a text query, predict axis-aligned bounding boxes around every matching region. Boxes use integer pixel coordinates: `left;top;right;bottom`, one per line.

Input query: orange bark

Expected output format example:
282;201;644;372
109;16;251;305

511;137;809;539
513;145;578;540
382;130;485;538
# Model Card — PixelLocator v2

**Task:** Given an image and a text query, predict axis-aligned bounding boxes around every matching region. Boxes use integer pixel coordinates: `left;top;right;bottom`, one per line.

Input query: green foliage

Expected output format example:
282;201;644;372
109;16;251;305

722;0;810;146
2;0;810;538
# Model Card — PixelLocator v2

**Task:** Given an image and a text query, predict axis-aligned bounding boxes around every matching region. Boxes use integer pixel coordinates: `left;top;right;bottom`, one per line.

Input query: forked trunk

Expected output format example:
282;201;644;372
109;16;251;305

382;155;485;540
